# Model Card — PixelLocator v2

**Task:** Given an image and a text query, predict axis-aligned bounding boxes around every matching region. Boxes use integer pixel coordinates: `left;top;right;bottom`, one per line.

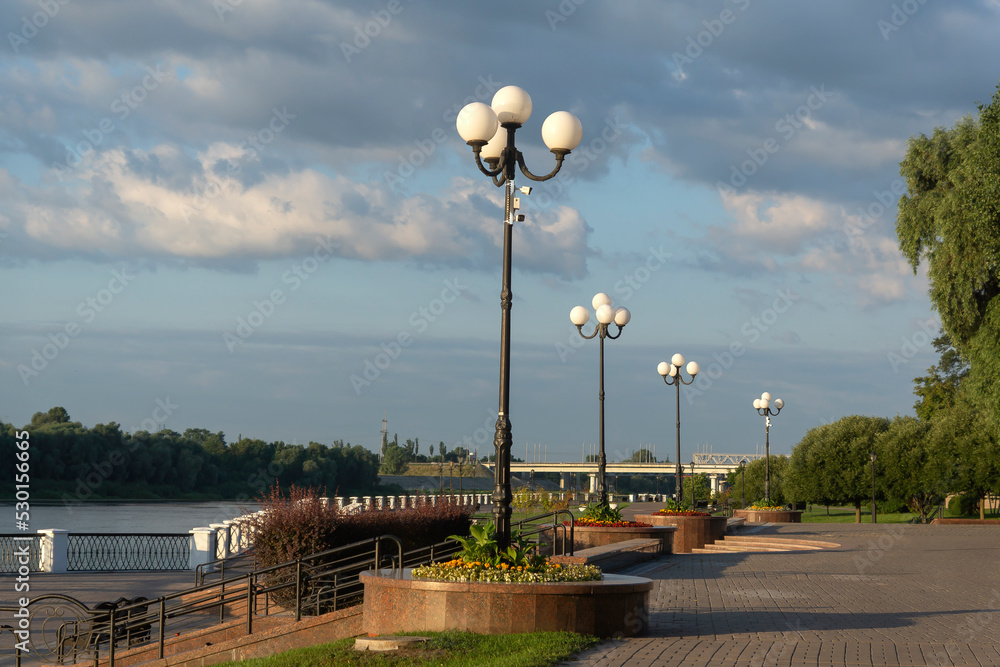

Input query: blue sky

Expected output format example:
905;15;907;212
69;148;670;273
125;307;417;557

1;0;995;465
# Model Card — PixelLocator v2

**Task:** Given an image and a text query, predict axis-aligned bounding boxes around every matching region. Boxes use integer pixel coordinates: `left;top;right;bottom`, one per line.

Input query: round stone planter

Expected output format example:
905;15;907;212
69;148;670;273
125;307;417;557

733;509;803;523
360;569;653;638
633;514;728;553
549;524;676;554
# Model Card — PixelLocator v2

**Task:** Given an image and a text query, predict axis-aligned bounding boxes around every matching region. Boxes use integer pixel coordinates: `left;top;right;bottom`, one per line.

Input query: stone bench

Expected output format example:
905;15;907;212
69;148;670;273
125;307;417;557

549;538;663;572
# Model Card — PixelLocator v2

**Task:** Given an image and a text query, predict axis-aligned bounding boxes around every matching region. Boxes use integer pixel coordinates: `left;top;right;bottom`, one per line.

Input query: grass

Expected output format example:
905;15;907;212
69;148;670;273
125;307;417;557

799;506;920;523
212;630;600;667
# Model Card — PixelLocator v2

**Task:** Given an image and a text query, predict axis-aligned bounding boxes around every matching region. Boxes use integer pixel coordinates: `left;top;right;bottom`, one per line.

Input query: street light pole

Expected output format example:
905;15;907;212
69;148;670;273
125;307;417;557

869;451;877;524
571;294;631;506
753;392;784;505
658;355;700;506
457;87;583;549
739;459;747;509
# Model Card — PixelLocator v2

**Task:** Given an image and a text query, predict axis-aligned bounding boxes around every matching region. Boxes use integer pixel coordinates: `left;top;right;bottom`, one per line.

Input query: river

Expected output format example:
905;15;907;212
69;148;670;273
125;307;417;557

0;500;258;534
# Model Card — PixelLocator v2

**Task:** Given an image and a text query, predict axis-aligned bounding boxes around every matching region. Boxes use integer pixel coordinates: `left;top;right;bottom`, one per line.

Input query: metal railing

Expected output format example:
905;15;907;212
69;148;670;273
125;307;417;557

512;509;575;556
0;534;42;572
66;533;190;571
4;533;455;666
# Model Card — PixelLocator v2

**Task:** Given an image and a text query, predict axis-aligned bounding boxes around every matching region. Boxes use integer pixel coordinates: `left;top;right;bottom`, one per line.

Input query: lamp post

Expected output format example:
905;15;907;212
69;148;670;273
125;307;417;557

753;392;784;505
570;293;631;506
457;86;583;549
869;451;877;524
657;355;700;506
739;459;747;509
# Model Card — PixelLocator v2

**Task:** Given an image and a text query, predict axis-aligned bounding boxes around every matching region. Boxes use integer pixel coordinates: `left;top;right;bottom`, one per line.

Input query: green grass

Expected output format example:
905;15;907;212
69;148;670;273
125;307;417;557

799;506;919;523
212;630;600;667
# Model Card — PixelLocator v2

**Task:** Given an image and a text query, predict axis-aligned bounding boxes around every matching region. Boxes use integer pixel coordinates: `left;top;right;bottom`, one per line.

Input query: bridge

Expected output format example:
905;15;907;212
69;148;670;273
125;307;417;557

489;451;764;494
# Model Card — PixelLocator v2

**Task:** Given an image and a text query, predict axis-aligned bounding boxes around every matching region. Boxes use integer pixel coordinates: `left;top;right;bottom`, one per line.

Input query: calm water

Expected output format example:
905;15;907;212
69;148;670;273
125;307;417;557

0;501;259;534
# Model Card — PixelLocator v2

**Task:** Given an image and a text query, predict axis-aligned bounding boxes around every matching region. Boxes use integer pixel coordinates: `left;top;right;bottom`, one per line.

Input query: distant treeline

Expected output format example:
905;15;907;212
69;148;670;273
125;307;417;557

1;407;383;501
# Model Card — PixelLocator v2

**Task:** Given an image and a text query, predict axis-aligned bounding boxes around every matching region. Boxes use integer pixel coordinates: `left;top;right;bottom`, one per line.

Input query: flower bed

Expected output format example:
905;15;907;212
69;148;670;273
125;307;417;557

633;513;728;553
572;518;652;528
413;557;601;583
733;509;802;523
652;509;711;517
361;568;653;638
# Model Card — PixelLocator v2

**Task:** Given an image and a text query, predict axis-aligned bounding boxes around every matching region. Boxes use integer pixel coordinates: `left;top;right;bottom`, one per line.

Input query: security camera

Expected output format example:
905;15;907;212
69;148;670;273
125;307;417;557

519;186;532;195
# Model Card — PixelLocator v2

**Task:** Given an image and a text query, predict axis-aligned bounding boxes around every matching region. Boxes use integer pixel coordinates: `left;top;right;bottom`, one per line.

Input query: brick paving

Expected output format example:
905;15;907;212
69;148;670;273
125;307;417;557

565;522;1000;667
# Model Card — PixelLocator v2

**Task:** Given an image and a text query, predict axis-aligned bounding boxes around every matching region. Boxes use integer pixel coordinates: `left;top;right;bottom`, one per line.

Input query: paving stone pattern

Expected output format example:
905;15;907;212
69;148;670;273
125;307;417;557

566;522;1000;667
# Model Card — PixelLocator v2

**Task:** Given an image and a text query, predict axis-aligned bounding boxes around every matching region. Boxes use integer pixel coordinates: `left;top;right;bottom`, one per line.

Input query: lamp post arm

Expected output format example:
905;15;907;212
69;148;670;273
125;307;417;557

604;323;625;340
516;151;568;182
575;324;601;341
471;146;506;180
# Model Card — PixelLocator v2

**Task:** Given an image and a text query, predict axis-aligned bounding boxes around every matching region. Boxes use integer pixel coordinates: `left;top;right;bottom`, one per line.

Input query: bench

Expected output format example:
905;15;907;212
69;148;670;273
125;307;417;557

548;538;663;572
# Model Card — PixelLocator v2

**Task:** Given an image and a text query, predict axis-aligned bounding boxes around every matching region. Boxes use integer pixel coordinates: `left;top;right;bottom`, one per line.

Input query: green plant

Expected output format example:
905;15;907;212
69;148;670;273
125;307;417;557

448;521;546;568
581;502;623;523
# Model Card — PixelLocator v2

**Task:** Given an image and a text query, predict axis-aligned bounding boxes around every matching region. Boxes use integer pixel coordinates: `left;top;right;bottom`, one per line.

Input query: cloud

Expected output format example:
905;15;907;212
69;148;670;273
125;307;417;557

2;143;592;279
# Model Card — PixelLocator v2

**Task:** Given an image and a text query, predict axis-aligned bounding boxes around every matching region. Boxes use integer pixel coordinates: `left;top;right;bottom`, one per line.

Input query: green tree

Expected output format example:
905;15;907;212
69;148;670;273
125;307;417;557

725;456;792;506
628;448;658;463
682;473;710;506
876;416;939;521
913;332;969;420
926;396;1000;519
896;83;1000;435
379;443;410;475
788;416;891;522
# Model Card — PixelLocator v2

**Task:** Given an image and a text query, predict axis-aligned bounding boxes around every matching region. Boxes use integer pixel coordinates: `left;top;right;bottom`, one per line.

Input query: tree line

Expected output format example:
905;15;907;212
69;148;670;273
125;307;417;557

0;407;383;501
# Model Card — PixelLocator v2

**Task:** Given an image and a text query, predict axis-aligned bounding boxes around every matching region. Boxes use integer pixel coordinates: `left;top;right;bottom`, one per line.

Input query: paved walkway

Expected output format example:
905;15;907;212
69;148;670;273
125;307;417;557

565;522;1000;667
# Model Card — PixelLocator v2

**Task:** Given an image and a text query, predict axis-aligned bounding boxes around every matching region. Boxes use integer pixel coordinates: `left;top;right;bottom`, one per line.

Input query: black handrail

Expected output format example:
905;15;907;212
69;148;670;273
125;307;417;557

512;509;575;556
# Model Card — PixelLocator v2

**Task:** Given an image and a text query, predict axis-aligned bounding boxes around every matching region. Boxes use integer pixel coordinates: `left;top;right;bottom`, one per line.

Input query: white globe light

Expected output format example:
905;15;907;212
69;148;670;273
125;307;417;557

541;111;583;152
753;399;761;410
570;305;590;326
657;361;670;377
456;102;499;145
592;292;612;310
686;361;700;376
596;304;615;325
671;353;685;367
614;307;631;327
760;398;770;409
491;86;532;125
481;125;507;161
774;398;784;409
761;391;772;402
669;365;678;377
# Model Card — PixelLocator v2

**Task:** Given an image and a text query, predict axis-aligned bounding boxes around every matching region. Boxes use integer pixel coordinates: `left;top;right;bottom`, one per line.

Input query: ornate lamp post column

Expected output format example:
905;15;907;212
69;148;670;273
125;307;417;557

657;355;699;506
753;392;784;504
570;293;631;506
456;86;583;549
869;451;877;524
739;458;747;509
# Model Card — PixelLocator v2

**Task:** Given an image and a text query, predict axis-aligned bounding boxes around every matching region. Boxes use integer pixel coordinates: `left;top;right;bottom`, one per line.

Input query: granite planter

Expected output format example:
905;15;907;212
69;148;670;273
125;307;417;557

633;514;728;553
543;524;676;555
360;569;653;638
733;509;803;523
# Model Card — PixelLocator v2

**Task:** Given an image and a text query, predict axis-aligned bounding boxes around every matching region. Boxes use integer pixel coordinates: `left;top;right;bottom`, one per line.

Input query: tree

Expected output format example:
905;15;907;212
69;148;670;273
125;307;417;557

725;456;792;506
926;396;1000;519
788;416;891;522
913;331;969;420
876;416;939;521
628;448;658;463
682;473;710;506
896;83;1000;435
379;444;410;475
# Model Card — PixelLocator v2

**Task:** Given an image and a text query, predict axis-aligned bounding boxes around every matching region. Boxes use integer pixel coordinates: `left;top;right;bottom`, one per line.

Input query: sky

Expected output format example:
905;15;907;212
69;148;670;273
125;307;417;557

1;0;996;466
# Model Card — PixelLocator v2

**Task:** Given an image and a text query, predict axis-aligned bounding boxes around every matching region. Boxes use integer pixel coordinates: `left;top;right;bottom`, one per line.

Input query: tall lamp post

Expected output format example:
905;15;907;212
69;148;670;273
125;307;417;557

457;86;583;549
657;355;700;506
739;459;747;509
752;391;784;504
869;451;877;524
570;293;631;506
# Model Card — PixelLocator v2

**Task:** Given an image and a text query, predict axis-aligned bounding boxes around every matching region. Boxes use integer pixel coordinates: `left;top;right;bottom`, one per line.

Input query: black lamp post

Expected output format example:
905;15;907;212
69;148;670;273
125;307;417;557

457;87;583;549
739;459;747;509
869;451;877;524
657;355;699;506
753;392;784;504
570;294;631;506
